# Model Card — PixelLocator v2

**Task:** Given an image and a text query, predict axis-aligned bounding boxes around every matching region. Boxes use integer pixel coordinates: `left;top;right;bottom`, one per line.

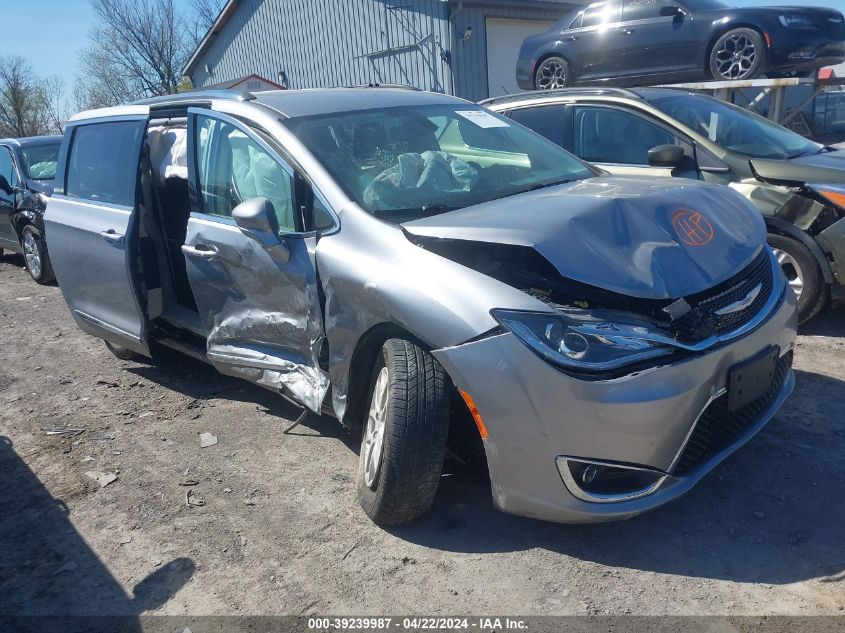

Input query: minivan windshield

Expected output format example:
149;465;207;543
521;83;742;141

650;93;823;159
20;142;61;180
284;104;595;220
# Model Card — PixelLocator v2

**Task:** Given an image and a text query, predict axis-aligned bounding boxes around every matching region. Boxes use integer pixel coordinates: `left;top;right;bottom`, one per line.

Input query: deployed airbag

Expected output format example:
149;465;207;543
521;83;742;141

363;151;478;210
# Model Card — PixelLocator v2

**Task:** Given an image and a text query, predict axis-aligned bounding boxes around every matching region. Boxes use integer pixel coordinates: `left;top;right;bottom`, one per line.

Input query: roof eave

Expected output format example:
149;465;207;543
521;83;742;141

182;0;242;78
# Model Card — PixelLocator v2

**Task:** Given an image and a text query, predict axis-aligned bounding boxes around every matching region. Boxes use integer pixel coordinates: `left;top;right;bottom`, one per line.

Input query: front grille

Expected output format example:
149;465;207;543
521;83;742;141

671;250;775;345
672;351;793;477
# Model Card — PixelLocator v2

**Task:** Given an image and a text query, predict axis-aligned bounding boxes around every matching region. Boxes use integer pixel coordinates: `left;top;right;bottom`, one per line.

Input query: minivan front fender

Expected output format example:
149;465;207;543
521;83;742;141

315;207;547;425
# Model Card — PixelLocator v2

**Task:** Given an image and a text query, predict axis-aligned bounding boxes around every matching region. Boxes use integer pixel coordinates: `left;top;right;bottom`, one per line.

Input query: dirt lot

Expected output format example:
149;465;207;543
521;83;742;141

1;251;844;618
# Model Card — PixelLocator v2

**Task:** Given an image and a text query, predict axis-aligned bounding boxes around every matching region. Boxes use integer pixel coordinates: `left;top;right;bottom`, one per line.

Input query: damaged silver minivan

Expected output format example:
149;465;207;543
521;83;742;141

45;88;797;526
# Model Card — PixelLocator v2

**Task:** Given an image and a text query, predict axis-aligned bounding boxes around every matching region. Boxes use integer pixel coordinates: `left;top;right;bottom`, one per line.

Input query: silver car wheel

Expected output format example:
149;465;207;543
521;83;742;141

714;33;757;79
23;232;41;279
537;60;567;89
362;366;390;489
772;247;805;298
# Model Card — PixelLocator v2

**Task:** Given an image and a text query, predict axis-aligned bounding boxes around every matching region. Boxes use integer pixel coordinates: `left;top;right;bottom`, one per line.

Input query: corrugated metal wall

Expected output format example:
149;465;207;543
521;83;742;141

189;0;580;102
450;4;575;102
191;0;454;95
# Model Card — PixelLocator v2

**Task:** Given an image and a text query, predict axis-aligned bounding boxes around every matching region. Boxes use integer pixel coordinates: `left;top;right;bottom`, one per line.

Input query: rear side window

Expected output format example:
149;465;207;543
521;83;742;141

509;106;568;146
582;1;621;28
66;122;144;206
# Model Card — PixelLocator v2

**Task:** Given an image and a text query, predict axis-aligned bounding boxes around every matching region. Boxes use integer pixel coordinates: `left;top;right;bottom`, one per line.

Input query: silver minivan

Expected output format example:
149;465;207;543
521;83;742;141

46;88;797;525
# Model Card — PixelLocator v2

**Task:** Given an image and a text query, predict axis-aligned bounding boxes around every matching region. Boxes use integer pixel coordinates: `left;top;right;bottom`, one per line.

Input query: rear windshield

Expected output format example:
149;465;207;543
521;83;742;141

20;142;61;180
283;104;595;221
650;93;822;159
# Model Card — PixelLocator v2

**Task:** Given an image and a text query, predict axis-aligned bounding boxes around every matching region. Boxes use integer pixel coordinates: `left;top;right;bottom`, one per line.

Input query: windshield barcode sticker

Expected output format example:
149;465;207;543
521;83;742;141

456;110;510;128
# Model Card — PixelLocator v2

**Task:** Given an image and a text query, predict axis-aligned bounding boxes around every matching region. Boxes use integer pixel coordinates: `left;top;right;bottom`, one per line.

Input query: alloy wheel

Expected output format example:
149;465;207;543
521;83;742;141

714;34;757;79
362;366;390;489
23;232;41;280
537;60;567;90
772;247;805;298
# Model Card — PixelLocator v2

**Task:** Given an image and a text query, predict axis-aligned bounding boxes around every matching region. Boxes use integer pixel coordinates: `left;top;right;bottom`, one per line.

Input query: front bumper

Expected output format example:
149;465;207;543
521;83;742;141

770;37;845;70
433;284;798;523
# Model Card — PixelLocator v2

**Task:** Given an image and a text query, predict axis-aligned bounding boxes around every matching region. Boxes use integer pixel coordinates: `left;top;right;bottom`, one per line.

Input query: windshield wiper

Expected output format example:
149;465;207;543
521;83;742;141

508;178;576;197
788;147;828;159
374;204;461;220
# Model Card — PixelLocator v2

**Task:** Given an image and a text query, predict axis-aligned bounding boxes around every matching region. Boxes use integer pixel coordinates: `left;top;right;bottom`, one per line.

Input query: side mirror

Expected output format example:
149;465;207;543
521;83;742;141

232;197;290;263
648;144;685;168
659;5;683;17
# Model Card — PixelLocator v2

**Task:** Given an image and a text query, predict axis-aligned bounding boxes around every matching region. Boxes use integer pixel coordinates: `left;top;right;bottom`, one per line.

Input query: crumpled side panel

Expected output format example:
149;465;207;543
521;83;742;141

185;220;329;413
314;211;547;425
730;179;825;229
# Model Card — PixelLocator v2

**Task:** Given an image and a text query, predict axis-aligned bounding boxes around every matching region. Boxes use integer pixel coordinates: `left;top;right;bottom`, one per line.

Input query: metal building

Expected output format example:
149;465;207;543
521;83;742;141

183;0;584;102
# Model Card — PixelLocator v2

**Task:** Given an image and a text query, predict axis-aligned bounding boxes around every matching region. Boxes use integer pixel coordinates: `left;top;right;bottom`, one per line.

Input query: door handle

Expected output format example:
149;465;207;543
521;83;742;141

621;29;635;35
99;230;124;245
566;35;579;41
181;244;220;260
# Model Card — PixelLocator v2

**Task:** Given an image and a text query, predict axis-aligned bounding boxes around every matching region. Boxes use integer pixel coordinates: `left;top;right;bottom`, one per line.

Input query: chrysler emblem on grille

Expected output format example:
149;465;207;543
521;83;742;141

714;283;762;316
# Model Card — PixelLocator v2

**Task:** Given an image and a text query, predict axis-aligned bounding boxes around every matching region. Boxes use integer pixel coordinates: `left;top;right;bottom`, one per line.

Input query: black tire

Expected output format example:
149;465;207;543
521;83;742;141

104;340;142;361
357;338;449;526
534;56;571;91
709;28;766;80
768;233;828;323
21;225;54;284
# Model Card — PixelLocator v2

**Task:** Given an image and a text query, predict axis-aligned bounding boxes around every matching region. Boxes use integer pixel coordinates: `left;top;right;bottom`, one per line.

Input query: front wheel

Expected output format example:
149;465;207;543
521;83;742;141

534;56;571;90
709;28;766;80
21;226;54;284
357;338;449;526
768;233;828;323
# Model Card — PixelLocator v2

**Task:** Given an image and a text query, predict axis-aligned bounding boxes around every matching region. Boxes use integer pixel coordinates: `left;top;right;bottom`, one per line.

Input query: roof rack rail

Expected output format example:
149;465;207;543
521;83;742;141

479;87;642;106
133;89;256;106
347;83;422;91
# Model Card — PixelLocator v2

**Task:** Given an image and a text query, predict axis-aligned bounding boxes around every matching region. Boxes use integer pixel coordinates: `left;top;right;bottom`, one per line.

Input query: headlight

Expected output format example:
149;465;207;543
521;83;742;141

492;308;674;373
779;14;814;27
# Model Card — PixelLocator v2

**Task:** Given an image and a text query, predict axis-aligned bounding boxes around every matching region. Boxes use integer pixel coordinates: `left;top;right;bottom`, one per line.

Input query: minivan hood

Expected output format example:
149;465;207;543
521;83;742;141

402;177;766;300
751;150;845;185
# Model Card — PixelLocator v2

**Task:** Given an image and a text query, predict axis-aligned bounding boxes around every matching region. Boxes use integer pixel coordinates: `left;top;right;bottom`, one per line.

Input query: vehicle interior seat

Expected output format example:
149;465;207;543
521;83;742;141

353;122;389;164
386;118;439;154
147;123;196;311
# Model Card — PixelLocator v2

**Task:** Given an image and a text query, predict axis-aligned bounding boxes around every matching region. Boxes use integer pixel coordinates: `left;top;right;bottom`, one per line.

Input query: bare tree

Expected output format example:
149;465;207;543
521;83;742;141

42;76;70;135
75;0;196;108
0;56;50;138
192;0;226;42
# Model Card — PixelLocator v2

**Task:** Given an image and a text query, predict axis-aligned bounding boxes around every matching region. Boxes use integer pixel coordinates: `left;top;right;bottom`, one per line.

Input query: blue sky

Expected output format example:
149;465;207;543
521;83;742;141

2;0;845;94
0;0;195;94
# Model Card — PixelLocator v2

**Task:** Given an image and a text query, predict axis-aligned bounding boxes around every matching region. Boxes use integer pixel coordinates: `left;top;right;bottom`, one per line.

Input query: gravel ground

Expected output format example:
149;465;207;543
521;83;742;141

0;252;843;617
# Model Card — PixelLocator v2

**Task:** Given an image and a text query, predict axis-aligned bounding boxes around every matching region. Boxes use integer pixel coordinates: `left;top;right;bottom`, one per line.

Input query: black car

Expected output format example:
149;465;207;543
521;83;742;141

0;135;62;283
484;87;845;322
517;0;845;89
